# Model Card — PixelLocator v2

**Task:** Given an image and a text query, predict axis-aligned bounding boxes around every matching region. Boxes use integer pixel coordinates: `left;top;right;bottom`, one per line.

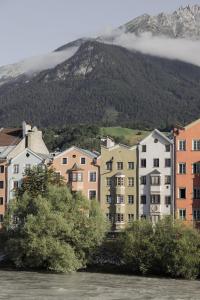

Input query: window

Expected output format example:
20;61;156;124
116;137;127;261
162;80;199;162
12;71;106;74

140;176;146;185
0;214;3;223
116;213;124;223
128;195;134;204
128;162;134;170
179;188;186;199
89;190;96;200
179;163;186;174
153;159;159;168
106;213;112;222
179;140;186;151
179;209;186;220
165;159;171;167
193;210;200;221
81;157;86;164
116;195;124;204
13;181;19;189
141;214;146;219
142;145;146;152
193;140;200;151
165;176;171;185
141;195;146;204
150;176;160;185
150;194;160;204
117;162;123;170
89;172;96;182
106;195;112;204
13;164;19;174
193;163;200;174
106;161;112;171
0;181;4;189
165;196;171;205
128;214;134;222
0;197;3;205
70;172;83;182
25;164;31;170
106;177;112;186
116;177;124;186
193;188;200;199
165;144;170;152
62;158;67;164
128;177;134;187
55;172;61;181
0;166;4;173
141;159;146;168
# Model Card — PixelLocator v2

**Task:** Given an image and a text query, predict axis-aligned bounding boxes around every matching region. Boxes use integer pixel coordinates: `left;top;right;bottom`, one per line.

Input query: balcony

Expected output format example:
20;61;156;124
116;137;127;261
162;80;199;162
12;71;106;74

150;185;162;193
70;181;84;192
115;185;125;194
115;203;125;214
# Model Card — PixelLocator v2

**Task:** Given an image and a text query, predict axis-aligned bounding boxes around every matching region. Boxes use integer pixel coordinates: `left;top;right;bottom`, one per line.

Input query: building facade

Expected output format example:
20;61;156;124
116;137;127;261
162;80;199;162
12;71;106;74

100;138;137;231
52;146;100;200
138;130;174;222
7;148;49;203
174;119;200;227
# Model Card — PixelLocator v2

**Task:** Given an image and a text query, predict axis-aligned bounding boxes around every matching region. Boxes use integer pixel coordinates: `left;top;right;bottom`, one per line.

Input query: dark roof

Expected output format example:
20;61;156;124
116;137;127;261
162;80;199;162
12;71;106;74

0;128;23;146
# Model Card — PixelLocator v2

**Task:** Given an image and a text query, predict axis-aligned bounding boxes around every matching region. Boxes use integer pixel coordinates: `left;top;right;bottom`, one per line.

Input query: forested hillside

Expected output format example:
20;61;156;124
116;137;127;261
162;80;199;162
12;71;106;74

0;41;200;128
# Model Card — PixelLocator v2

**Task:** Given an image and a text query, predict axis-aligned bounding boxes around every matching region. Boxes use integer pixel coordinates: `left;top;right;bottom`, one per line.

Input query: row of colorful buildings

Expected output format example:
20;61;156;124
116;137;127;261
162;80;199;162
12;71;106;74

0;119;200;231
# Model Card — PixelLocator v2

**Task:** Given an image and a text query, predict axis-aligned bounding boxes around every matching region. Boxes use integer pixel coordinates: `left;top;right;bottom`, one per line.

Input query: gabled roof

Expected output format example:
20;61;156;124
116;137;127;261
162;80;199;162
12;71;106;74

150;169;161;175
70;163;84;171
185;118;200;130
10;148;45;163
101;143;136;151
54;146;99;159
139;129;172;145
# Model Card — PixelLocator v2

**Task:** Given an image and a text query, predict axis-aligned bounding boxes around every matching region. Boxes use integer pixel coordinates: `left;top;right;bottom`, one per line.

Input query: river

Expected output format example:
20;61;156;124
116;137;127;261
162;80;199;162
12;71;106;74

0;271;199;299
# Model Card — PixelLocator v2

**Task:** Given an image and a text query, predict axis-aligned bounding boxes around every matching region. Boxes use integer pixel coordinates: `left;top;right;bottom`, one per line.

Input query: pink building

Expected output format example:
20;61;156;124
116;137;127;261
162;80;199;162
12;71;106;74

52;146;100;200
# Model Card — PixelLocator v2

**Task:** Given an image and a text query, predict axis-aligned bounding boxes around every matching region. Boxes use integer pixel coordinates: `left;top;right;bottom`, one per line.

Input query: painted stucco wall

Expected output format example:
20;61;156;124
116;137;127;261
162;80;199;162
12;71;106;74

7;149;43;203
174;120;200;224
52;147;100;200
138;130;173;221
100;144;137;231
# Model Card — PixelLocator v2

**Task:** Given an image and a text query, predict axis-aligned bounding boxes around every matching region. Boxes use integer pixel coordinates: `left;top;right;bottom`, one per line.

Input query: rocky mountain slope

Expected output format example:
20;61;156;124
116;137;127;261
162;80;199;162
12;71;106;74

0;41;200;128
123;5;200;39
1;4;200;86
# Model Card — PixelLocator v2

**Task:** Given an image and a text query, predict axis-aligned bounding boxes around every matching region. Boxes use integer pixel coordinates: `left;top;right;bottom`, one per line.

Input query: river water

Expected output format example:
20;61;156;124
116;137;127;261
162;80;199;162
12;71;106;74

0;270;199;299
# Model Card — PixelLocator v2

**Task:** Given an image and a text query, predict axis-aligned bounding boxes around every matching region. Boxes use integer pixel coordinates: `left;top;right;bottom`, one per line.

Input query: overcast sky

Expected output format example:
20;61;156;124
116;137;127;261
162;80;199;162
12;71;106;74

0;0;199;66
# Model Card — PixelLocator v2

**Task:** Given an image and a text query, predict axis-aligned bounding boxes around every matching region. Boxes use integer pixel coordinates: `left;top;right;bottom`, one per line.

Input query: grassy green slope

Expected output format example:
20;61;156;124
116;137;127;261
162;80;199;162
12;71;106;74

101;127;150;146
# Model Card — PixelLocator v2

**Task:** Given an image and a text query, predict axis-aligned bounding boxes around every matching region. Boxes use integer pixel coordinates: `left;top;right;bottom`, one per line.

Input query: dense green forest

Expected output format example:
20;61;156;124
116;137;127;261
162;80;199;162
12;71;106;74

43;125;151;152
0;41;200;128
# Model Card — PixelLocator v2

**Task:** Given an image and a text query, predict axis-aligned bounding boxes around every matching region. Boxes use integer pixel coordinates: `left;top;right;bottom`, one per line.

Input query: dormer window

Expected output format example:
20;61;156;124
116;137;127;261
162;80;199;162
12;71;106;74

81;157;86;164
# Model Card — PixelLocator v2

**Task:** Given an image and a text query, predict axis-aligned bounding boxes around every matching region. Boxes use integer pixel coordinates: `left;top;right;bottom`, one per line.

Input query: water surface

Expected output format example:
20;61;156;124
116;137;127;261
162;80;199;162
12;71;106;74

0;270;199;299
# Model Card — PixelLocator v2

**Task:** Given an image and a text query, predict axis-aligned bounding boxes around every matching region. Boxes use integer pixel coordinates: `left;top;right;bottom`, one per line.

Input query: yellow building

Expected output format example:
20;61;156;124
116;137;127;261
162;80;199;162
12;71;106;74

100;138;137;231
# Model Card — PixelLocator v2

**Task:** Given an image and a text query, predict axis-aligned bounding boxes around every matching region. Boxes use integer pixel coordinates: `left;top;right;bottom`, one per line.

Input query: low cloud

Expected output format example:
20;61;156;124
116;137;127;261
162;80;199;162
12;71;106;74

0;47;78;79
106;29;200;67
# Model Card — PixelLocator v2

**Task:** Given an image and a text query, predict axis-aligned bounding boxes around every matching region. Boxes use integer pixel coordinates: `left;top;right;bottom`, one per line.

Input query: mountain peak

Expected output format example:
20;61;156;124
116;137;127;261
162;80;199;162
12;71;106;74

124;4;200;39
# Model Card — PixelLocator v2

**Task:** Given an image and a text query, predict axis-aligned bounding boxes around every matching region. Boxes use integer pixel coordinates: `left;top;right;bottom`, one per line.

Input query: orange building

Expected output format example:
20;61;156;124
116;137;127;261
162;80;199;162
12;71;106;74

174;119;200;227
51;146;100;200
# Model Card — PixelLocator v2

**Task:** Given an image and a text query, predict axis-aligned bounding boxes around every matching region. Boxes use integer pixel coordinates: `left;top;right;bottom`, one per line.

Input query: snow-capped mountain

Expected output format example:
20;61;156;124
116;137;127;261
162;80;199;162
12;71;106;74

124;5;200;39
1;4;200;86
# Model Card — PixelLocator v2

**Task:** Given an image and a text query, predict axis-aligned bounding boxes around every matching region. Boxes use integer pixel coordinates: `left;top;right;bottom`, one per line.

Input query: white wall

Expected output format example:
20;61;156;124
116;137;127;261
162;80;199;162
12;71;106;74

138;130;173;220
7;149;43;202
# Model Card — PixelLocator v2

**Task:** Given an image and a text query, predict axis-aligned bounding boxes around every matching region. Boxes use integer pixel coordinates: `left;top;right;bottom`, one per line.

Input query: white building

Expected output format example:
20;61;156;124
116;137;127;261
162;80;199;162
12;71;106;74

7;148;50;202
138;129;174;222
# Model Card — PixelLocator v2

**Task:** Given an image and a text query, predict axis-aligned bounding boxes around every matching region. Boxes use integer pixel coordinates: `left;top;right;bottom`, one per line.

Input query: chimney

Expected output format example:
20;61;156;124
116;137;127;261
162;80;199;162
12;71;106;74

101;137;115;148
